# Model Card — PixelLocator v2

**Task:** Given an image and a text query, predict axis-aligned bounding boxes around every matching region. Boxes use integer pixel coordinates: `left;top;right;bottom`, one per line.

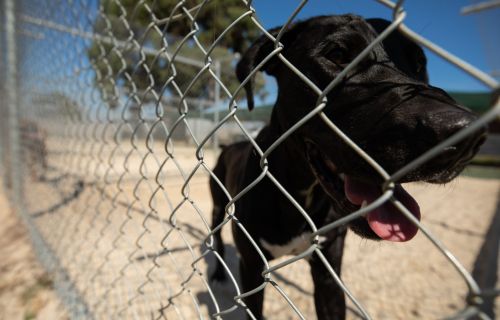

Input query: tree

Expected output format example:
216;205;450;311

88;0;265;109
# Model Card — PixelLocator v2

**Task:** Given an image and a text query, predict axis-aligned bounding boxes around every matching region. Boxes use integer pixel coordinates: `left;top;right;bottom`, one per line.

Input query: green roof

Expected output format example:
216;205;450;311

448;91;492;114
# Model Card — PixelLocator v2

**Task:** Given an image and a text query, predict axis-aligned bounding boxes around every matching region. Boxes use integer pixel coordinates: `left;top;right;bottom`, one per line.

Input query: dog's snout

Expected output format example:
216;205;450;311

417;109;487;167
417;109;477;142
417;108;485;143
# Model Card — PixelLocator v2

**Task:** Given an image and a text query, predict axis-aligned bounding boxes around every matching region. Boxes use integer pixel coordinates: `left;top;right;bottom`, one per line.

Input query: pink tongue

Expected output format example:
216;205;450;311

344;177;421;242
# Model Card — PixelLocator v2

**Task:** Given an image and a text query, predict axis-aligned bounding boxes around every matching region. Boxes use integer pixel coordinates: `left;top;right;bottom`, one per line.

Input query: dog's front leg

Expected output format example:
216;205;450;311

239;255;265;319
233;224;266;319
309;228;347;320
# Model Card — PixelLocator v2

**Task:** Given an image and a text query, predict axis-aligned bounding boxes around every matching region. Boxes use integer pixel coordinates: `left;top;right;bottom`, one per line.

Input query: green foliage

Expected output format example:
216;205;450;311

88;0;265;108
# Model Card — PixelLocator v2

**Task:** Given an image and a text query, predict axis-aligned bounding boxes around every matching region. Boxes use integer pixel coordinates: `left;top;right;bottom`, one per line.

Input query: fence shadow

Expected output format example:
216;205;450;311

471;189;500;319
197;243;247;319
31;170;85;218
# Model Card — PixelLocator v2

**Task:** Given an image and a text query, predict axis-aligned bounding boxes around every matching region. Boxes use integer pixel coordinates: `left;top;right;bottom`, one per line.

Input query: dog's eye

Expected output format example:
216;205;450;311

326;48;347;65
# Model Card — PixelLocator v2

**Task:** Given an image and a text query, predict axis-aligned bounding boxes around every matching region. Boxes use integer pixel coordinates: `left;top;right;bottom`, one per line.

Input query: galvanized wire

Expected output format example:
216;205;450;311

0;0;499;319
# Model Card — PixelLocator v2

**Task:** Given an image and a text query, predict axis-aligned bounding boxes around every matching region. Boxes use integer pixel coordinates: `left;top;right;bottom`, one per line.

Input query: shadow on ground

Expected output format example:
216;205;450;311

472;189;500;319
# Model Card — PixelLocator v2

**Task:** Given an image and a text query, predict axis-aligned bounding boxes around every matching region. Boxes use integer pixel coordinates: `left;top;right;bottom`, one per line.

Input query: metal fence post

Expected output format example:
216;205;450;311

0;7;4;180
5;0;22;209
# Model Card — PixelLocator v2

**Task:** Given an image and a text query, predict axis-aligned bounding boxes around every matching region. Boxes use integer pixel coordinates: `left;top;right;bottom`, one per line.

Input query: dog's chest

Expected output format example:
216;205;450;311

260;232;326;259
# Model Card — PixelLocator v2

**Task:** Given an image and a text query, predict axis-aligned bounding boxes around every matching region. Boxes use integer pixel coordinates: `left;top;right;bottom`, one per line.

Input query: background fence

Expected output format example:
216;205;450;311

1;0;499;319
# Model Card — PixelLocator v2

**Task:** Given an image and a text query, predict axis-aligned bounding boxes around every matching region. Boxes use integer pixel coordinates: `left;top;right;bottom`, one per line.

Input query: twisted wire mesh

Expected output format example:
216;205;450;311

1;0;499;319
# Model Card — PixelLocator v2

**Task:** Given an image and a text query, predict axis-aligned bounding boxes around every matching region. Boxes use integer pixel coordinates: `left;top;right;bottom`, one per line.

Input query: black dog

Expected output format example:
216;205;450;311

209;15;486;320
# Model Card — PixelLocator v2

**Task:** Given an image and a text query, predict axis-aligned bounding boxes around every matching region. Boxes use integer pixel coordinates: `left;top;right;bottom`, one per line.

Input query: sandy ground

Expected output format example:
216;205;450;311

0;183;67;320
2;135;500;319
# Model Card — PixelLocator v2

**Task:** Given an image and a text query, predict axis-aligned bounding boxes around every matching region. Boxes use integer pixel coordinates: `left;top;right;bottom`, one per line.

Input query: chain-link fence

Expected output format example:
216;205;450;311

1;0;499;319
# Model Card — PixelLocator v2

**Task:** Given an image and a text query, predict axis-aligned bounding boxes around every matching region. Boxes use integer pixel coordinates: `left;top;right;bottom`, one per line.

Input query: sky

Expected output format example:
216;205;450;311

250;0;499;99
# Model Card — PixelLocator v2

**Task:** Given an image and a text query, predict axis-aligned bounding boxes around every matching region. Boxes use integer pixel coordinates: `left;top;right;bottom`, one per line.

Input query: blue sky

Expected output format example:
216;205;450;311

251;0;499;96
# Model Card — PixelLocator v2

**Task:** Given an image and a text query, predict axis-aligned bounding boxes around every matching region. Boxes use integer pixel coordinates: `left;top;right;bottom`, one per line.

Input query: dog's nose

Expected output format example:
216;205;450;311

419;109;475;139
417;109;487;166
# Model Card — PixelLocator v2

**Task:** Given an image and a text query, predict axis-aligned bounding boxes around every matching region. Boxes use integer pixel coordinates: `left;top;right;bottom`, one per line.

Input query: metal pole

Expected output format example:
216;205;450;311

461;0;500;15
19;14;207;69
5;0;22;208
213;60;221;152
0;6;4;179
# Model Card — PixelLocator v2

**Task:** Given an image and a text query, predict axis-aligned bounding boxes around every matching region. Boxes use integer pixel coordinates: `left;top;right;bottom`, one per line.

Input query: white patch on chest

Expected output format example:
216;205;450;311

260;232;327;259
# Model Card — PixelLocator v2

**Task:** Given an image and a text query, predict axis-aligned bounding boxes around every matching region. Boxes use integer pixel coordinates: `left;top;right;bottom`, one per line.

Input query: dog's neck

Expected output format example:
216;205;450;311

267;108;319;193
253;122;330;232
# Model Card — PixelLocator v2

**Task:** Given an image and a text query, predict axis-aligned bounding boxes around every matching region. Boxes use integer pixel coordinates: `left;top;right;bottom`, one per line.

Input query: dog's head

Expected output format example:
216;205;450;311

237;15;487;242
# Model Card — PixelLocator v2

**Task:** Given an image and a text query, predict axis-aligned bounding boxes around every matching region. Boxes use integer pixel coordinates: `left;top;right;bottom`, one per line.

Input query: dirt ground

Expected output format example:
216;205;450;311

1;135;499;319
0;183;67;320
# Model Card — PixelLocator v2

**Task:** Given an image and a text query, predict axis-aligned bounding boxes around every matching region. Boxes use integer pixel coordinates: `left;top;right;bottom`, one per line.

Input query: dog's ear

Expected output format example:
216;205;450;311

236;24;303;110
367;18;429;83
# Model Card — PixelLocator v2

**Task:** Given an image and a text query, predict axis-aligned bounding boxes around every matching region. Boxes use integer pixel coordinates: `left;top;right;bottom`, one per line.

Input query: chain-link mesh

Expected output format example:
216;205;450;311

1;0;499;319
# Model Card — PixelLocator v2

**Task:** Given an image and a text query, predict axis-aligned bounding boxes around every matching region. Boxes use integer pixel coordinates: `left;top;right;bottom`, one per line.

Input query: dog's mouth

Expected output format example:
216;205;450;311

344;176;421;241
305;141;421;242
